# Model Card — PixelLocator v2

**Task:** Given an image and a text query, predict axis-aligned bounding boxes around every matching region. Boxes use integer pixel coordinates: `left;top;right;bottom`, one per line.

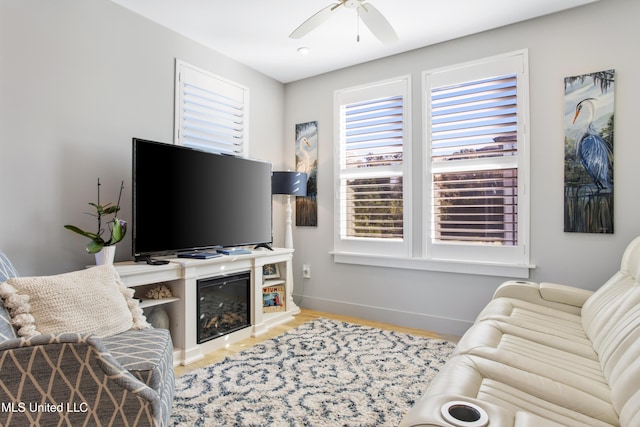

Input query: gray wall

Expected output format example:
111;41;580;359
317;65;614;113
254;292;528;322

0;0;286;275
285;0;640;336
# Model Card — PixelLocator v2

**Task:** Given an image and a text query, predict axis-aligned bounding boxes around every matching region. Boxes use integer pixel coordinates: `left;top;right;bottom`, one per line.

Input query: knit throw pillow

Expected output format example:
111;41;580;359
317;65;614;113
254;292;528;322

0;264;149;338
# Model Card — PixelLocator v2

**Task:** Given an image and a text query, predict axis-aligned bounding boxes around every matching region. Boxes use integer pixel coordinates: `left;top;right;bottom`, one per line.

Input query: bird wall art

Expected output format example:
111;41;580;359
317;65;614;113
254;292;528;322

295;121;319;226
564;70;615;234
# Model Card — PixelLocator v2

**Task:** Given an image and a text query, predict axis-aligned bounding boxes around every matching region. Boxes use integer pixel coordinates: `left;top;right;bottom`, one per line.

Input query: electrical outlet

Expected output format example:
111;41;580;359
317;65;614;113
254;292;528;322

302;264;311;279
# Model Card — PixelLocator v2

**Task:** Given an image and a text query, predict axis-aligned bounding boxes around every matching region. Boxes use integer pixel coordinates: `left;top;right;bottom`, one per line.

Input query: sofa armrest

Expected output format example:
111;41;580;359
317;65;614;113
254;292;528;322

538;282;593;307
399;393;512;427
494;280;593;309
401;393;567;427
0;333;162;426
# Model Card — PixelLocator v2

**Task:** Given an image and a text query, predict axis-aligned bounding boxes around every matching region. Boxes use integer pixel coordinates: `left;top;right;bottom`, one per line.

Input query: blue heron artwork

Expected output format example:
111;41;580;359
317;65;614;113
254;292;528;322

564;70;615;233
295;121;318;226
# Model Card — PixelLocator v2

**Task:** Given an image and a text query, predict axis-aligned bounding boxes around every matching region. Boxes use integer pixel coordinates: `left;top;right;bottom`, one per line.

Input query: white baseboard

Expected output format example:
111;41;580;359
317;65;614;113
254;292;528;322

293;294;472;338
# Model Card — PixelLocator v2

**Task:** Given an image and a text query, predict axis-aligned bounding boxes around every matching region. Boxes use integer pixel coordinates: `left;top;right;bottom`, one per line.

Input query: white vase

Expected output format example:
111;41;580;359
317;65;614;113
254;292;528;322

95;246;116;265
147;306;170;329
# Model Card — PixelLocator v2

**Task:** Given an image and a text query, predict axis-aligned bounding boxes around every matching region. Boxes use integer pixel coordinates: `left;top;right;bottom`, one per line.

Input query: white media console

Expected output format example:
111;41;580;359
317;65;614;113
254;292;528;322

114;247;299;366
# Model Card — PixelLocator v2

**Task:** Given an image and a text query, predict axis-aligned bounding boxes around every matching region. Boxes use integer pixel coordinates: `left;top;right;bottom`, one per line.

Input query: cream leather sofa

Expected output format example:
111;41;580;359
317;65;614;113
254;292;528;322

401;236;640;427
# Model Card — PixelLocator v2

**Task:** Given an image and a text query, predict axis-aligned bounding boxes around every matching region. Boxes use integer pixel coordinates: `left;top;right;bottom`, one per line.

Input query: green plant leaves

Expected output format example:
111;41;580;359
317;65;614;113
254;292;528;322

63;225;99;240
65;179;127;254
86;238;105;254
110;219;126;245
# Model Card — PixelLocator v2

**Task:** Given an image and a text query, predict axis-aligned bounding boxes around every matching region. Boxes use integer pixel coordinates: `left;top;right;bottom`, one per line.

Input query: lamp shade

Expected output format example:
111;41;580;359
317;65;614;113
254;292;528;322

272;171;308;196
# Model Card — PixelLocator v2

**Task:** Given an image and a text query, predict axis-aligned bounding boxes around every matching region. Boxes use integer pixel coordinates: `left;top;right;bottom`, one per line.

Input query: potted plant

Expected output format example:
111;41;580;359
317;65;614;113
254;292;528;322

64;178;127;264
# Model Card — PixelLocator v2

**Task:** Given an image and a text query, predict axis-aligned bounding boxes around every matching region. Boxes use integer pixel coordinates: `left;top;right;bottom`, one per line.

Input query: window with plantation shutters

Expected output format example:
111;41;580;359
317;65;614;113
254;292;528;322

332;52;530;275
334;77;411;256
425;51;529;266
431;75;518;245
174;60;248;156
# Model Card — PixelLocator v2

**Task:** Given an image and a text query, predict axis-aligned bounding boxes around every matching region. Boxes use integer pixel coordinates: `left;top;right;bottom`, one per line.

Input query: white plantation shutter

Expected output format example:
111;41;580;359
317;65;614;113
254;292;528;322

431;75;518;245
175;60;248;156
335;77;411;256
432;169;518;244
425;51;529;265
344;95;404;238
430;76;518;163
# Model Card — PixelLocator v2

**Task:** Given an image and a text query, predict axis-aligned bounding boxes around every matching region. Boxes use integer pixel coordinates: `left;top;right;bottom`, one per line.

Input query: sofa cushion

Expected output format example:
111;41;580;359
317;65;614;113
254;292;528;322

0;252;18;282
582;274;638;348
0;305;14;342
476;297;588;340
582;236;640;351
427;354;619;427
456;320;608;391
595;303;640;421
0;265;149;338
0;252;19;341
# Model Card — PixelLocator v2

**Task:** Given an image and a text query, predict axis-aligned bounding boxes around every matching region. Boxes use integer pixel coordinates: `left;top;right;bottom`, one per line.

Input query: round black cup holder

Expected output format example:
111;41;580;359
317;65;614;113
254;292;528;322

450;404;481;421
441;401;488;427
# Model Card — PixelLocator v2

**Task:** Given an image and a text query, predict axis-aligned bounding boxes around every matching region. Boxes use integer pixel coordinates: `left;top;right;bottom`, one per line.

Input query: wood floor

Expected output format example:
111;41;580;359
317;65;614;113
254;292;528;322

174;308;457;377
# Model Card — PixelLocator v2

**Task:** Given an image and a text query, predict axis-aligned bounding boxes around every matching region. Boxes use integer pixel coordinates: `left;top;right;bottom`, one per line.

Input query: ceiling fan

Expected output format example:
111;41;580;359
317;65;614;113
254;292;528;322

289;0;398;44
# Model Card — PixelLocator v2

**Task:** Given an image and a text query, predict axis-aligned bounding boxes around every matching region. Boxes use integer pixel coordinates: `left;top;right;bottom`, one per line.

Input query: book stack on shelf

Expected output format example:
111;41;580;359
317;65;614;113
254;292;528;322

262;263;285;313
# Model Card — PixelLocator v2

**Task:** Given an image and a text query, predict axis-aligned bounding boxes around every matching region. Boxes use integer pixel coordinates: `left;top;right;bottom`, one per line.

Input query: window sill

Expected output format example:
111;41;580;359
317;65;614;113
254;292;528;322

331;251;534;278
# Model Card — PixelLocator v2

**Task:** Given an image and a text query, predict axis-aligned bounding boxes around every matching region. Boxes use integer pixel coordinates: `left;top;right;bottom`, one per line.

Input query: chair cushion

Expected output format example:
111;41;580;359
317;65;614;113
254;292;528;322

0;252;19;341
0;265;149;338
0;252;19;282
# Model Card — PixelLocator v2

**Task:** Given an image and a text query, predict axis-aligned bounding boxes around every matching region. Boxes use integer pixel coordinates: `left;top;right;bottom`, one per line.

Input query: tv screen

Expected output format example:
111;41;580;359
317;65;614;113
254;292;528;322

132;138;272;257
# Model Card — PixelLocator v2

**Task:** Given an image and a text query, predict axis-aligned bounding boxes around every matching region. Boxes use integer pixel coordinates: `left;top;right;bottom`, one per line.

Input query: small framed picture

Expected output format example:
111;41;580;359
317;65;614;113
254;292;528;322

263;263;280;279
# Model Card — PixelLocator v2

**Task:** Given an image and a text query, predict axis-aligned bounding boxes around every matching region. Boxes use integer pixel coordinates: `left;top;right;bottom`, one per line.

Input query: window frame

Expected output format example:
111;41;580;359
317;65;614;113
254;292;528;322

332;51;532;278
333;75;412;257
423;50;531;269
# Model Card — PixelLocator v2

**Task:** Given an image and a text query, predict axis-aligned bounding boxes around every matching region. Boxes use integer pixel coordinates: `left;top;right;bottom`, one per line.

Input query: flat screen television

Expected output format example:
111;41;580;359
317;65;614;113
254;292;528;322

132;138;272;258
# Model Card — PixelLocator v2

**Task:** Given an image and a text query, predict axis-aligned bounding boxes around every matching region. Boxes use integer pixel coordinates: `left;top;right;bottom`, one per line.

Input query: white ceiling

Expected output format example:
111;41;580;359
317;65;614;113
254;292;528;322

111;0;598;83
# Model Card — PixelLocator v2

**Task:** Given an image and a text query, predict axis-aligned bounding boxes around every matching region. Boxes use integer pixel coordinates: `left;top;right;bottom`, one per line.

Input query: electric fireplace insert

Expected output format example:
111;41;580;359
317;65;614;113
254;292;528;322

197;272;251;343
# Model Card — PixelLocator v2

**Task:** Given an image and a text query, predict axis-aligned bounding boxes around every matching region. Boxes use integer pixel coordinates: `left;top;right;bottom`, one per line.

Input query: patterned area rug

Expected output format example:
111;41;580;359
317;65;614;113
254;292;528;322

170;318;456;426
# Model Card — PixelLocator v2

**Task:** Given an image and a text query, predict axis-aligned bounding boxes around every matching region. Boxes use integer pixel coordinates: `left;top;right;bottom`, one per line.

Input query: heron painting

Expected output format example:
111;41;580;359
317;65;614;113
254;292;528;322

564;70;615;233
295;121;318;226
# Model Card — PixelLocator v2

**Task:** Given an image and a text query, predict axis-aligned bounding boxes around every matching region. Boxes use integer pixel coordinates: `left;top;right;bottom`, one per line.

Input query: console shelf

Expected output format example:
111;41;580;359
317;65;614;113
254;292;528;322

263;279;286;288
115;248;299;366
138;297;181;309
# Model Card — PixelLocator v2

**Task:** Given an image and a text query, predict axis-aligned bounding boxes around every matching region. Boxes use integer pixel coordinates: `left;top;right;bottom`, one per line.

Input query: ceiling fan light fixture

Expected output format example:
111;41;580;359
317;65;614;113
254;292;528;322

297;47;311;55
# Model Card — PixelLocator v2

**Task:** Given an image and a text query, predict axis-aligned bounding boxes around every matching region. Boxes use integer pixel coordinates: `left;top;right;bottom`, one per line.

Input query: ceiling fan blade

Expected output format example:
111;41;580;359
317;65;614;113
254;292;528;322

357;2;398;44
289;2;344;39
